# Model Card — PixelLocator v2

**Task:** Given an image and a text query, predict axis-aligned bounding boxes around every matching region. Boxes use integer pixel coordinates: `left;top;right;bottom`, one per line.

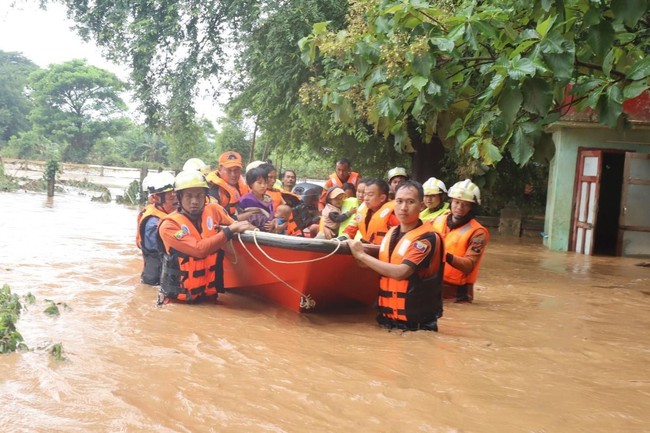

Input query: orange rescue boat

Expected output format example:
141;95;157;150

223;230;379;313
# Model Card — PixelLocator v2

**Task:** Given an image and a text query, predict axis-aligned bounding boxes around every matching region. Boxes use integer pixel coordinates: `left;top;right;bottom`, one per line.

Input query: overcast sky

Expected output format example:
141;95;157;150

0;2;222;121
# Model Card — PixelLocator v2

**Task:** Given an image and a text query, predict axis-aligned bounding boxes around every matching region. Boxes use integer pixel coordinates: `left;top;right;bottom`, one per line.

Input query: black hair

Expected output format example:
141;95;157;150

258;162;276;175
396;180;424;201
246;167;268;186
341;182;356;194
364;179;390;198
335;158;351;168
281;169;296;178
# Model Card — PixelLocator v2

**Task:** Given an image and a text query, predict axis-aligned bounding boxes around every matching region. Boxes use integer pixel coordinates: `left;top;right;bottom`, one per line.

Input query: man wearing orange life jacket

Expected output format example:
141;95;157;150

318;158;360;211
157;170;253;304
206;150;250;218
430;179;489;302
339;179;399;245
136;171;178;285
349;181;444;331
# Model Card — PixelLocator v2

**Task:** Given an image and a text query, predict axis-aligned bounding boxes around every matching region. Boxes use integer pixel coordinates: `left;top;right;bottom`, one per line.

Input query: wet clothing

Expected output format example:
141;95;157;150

205;172;249;217
420;202;450;222
343;201;398;245
157;204;234;303
237;192;275;231
431;212;489;302
376;222;444;331
136;204;168;285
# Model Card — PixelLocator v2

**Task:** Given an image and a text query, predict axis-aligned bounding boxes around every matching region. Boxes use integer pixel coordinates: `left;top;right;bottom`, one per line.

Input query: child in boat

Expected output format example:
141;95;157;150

238;166;275;231
316;187;354;239
339;179;365;238
274;203;292;235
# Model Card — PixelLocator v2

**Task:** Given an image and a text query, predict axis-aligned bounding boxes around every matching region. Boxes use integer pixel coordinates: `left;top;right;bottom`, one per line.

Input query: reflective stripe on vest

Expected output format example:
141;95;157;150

136;204;167;249
376;224;444;323
159;207;226;302
356;201;395;245
432;214;487;285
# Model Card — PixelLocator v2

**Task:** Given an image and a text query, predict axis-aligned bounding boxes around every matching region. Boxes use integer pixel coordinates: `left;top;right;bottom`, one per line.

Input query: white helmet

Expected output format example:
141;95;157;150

422;177;447;195
142;173;155;193
246;160;265;173
174;170;209;191
387;167;409;182
149;171;176;194
182;158;209;174
448;179;481;205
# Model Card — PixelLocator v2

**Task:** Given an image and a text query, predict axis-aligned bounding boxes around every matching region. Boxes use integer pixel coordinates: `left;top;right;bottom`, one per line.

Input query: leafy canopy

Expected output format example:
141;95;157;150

299;0;650;167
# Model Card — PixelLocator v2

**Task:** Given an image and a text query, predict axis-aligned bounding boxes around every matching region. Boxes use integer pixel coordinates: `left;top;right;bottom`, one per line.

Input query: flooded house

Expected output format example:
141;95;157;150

544;91;650;257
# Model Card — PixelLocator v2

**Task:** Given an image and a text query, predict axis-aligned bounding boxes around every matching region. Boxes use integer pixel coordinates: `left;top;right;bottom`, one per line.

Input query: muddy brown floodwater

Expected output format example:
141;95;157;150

1;190;649;433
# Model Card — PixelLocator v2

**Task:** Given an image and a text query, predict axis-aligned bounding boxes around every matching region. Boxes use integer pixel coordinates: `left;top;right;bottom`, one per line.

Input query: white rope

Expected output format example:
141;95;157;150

233;230;341;310
248;229;344;264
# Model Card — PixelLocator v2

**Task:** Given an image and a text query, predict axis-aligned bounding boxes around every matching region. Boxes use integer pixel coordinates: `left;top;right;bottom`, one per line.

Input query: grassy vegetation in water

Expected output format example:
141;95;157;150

0;284;27;354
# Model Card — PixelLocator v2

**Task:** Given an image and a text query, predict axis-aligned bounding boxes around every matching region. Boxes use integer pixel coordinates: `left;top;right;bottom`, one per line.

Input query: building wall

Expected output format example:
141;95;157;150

544;123;650;251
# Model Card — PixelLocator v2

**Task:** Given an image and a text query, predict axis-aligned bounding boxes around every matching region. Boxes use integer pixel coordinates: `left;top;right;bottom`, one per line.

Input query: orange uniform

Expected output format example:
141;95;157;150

158;203;235;303
377;223;444;329
431;212;489;302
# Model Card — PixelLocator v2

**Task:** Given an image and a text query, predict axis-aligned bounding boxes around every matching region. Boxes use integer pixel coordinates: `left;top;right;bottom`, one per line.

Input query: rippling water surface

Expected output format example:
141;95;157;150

1;191;649;433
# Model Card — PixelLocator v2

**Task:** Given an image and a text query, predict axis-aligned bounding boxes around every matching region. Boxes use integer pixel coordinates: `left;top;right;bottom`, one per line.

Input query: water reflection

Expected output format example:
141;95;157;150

1;191;649;433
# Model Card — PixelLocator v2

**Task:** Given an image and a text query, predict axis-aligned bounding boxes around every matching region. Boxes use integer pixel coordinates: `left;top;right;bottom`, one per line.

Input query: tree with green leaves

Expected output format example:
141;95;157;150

0;51;38;144
28;59;128;163
299;0;650;180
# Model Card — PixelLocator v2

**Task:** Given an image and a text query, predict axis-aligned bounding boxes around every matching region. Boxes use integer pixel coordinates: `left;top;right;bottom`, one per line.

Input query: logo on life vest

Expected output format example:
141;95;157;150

207;216;214;230
174;224;190;239
413;240;429;253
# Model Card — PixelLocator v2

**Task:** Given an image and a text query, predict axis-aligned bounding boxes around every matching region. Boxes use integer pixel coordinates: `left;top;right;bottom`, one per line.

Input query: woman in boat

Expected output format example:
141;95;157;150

157;170;253;304
348;181;444;331
419;177;449;222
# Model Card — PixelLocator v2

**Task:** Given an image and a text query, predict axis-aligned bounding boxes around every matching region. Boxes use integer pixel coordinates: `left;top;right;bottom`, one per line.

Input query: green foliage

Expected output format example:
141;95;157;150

43;300;60;317
117;180;142;206
0;51;38;144
300;0;650;169
0;284;27;354
28;59;129;163
50;342;66;361
43;159;60;183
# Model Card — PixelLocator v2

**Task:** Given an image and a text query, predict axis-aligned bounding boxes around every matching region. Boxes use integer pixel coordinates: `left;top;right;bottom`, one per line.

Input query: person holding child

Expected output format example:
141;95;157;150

237;166;276;232
316;187;357;239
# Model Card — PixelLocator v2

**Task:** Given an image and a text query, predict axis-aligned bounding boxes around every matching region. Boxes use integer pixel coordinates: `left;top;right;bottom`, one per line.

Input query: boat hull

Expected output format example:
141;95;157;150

223;231;379;313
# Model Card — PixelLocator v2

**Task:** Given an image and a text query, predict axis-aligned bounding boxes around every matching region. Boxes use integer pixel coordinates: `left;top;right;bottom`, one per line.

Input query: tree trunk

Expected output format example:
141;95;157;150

408;120;445;182
47;179;55;197
249;119;258;163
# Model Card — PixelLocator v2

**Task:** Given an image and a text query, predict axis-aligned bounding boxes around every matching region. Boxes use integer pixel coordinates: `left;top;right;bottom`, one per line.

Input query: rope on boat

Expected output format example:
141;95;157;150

231;230;345;310
249;229;344;264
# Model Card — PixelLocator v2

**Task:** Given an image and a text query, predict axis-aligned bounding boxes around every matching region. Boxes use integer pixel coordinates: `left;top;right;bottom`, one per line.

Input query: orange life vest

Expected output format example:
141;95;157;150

158;206;226;303
136;204;168;285
136;204;167;249
327;171;360;188
205;172;249;217
432;214;488;286
377;224;444;325
266;188;284;211
355;201;395;245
